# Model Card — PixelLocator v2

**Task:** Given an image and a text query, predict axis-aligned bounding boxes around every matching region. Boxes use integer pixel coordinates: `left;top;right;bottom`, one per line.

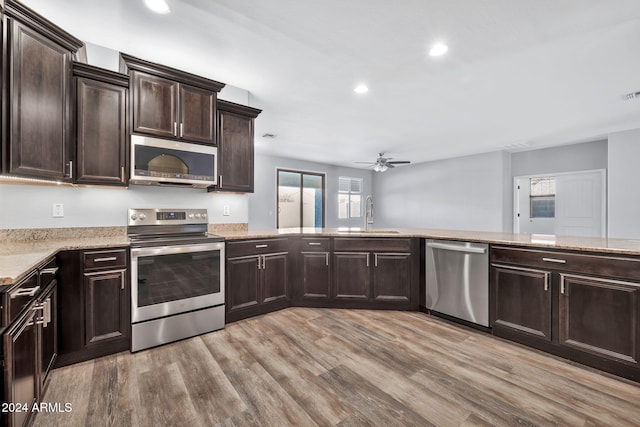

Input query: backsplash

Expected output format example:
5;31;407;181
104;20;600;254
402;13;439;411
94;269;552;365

0;183;248;229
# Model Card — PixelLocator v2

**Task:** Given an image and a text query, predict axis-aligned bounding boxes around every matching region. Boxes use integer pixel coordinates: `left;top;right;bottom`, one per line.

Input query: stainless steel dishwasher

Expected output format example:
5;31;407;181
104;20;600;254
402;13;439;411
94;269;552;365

425;239;489;327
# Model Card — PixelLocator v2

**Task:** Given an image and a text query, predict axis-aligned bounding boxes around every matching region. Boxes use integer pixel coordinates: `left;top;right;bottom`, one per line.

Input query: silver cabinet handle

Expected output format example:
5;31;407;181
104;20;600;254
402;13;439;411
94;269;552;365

173;122;178;136
10;285;40;299
256;244;268;248
67;160;73;180
45;298;52;325
542;257;566;264
366;253;370;268
560;275;566;294
219;175;223;188
121;166;125;180
94;257;117;262
325;252;329;266
40;267;59;275
262;256;266;270
308;242;321;246
33;302;46;326
180;122;184;137
256;256;262;270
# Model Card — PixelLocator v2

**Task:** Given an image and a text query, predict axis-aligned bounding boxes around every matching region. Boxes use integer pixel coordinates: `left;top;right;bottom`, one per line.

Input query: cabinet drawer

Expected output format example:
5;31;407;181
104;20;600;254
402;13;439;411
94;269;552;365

333;237;411;252
83;249;127;271
300;237;330;251
227;238;290;257
4;270;40;326
491;246;640;282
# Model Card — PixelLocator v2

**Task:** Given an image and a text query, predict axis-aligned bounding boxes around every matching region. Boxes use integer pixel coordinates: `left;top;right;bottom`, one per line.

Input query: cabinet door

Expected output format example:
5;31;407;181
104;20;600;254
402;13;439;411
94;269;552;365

179;84;215;144
300;252;331;299
76;77;127;185
39;283;57;392
217;110;254;192
227;256;261;311
373;253;411;302
262;253;289;304
559;274;640;365
131;71;178;138
333;252;370;300
7;18;71;179
3;307;38;427
84;269;128;346
491;265;552;341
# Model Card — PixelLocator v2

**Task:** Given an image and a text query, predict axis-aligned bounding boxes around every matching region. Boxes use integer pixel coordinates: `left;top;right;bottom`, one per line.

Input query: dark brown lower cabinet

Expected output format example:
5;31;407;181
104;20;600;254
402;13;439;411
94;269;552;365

490;246;640;382
56;248;130;367
558;274;640;365
372;252;412;302
226;240;290;323
3;307;38;427
333;252;370;300
299;251;331;300
39;282;57;394
84;269;128;347
491;264;551;341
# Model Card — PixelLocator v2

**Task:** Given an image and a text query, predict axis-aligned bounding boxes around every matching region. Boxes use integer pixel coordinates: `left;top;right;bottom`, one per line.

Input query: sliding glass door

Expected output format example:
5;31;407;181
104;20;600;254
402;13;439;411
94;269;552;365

277;169;325;228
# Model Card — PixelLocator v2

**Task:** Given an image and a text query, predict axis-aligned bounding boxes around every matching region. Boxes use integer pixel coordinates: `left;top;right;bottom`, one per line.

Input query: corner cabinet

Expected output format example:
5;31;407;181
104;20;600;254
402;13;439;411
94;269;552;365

120;53;225;145
226;238;290;322
56;248;130;367
2;1;83;180
210;100;262;193
490;246;640;382
73;63;128;185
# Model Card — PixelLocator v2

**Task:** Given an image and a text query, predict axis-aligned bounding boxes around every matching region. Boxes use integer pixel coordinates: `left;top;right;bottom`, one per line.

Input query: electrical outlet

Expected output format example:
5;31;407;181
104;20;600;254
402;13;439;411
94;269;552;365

223;205;230;216
52;203;64;218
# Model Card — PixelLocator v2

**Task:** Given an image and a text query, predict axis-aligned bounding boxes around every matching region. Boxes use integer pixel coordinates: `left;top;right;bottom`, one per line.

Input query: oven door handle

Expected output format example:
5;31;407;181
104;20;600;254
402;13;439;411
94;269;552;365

131;242;225;258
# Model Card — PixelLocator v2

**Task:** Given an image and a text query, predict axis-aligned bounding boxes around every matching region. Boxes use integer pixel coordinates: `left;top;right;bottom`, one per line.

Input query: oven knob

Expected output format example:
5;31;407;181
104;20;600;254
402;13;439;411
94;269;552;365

203;213;208;218
130;213;138;221
139;213;147;220
195;213;202;218
188;213;195;219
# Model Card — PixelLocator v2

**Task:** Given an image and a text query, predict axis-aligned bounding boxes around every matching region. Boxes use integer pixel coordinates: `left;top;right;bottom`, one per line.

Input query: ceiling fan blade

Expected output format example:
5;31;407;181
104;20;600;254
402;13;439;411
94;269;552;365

355;161;376;164
387;160;411;165
386;163;395;168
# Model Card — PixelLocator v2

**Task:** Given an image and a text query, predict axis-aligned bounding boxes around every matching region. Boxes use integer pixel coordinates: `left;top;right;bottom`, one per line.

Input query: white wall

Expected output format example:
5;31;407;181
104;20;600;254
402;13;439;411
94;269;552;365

511;140;607;177
608;129;640;239
373;151;511;232
250;154;373;230
0;184;247;229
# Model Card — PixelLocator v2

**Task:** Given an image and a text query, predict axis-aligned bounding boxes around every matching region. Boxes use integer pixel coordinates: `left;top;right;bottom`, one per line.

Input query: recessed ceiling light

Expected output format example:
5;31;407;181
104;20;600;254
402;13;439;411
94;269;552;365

354;84;369;94
144;0;170;14
429;42;448;57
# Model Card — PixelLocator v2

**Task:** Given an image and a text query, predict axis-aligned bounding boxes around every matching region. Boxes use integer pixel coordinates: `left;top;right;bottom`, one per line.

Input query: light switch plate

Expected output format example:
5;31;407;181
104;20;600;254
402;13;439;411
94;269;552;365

52;203;64;218
223;205;230;216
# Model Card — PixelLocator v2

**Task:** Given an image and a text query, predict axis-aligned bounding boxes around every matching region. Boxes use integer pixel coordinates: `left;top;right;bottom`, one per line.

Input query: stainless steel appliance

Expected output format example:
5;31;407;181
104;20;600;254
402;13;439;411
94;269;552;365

425;239;489;327
130;134;217;188
128;208;225;351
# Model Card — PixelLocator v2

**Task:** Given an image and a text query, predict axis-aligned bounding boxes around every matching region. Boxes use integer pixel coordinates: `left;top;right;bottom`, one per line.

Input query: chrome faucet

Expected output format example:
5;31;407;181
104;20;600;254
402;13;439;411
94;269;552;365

364;195;374;231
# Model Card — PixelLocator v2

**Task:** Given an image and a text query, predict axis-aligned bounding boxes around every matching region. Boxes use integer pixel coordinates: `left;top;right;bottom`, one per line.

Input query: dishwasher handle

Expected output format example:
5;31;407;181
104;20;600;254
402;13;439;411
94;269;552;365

426;242;487;254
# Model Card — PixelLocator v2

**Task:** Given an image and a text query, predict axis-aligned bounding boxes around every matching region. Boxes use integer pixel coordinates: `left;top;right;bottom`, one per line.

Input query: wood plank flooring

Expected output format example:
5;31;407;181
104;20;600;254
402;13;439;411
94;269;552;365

33;308;640;426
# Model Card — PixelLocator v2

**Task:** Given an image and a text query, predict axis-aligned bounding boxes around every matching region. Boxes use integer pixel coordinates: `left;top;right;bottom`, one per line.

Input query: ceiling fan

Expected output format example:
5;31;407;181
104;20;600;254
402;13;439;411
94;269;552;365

356;152;411;172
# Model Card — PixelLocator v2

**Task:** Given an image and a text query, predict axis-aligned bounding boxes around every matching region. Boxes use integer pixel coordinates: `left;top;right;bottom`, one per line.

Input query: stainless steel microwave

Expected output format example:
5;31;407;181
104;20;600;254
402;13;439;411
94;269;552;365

130;134;217;188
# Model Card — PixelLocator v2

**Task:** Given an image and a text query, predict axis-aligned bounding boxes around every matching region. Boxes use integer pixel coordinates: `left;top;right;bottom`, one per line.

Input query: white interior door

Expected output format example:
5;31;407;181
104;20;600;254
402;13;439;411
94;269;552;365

555;171;605;237
514;170;606;237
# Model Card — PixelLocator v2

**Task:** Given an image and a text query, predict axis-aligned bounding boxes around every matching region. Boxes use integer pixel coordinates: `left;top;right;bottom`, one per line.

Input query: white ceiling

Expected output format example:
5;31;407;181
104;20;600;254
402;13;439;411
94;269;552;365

21;0;640;168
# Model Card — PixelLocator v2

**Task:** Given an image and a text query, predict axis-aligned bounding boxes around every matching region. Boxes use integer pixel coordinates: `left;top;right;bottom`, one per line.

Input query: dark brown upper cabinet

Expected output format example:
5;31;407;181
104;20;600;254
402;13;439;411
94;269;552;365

120;53;224;145
2;1;83;180
211;100;262;193
73;63;128;186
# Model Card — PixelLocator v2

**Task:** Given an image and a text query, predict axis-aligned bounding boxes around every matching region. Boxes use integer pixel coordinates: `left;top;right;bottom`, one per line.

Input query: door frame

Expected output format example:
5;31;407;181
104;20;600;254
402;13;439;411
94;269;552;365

513;169;607;236
276;168;326;229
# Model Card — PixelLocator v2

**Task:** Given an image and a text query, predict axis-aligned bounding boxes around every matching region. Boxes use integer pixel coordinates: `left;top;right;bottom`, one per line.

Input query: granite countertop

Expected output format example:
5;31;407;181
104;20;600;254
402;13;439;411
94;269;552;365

3;226;640;287
218;227;640;256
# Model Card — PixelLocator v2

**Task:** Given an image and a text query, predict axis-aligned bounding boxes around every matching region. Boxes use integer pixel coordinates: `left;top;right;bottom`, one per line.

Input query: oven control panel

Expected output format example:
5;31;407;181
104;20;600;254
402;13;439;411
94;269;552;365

128;208;208;225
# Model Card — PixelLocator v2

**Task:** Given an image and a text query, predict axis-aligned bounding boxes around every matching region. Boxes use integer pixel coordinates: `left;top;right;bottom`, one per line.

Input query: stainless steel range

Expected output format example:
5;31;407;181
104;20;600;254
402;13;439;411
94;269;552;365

128;208;225;352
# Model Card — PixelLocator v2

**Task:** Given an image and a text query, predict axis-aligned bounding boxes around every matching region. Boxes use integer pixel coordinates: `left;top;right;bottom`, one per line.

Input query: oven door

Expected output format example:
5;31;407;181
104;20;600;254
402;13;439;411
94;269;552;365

130;242;225;323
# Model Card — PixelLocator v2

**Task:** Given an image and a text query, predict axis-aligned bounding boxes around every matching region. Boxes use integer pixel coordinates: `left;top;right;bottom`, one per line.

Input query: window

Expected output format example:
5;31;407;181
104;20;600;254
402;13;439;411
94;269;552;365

277;169;325;228
530;177;555;218
338;176;363;219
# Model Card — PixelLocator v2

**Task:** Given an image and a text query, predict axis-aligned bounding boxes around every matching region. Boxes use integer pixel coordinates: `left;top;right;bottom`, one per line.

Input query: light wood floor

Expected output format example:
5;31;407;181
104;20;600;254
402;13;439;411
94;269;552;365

33;308;640;426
